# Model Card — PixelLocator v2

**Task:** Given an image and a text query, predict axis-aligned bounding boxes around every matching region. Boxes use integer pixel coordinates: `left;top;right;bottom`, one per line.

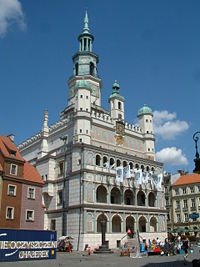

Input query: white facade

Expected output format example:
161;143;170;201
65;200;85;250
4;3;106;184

18;12;167;250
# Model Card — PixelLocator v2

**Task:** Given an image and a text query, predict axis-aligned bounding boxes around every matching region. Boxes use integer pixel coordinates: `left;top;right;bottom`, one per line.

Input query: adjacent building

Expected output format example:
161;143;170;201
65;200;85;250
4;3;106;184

0;135;44;230
171;173;200;235
18;12;167;250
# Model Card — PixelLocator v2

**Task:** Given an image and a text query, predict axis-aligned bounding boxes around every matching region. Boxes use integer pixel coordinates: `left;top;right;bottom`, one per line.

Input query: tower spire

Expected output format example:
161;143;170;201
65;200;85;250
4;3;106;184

83;10;89;33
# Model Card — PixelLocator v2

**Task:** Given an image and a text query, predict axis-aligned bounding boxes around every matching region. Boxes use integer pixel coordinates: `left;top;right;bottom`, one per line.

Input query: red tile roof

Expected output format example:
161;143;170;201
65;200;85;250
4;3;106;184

23;161;44;185
173;173;200;186
0;136;24;162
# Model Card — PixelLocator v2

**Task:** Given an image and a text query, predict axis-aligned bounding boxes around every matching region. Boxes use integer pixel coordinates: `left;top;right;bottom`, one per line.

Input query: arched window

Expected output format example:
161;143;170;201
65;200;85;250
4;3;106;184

148;192;155;207
123;161;127;167
146;166;150;172
141;165;144;172
150;217;157;232
117;159;121;167
96;185;107;203
137;191;145;206
90;62;95;76
118;102;121;110
126;216;135;233
139;216;146;232
110;158;115;168
97;214;107;233
111;187;121;204
124;189;134;205
96;155;101;166
135;164;139;169
112;215;121;233
129;162;133;169
103;156;108;166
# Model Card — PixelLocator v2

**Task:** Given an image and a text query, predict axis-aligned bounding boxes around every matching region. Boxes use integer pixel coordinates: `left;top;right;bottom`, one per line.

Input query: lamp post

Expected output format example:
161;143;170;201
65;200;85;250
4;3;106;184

60;135;68;236
193;132;200;174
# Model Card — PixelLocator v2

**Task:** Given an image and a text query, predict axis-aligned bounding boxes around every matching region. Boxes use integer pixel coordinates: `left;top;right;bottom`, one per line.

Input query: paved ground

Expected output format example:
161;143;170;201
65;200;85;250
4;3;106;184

0;247;200;267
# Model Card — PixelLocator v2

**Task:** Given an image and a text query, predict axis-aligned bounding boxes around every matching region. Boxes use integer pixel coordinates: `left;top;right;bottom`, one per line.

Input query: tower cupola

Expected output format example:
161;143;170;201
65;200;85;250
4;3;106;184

78;11;94;53
109;80;125;121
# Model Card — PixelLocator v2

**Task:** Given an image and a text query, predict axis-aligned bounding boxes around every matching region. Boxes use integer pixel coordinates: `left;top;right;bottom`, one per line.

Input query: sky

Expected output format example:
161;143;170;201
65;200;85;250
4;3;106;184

0;0;200;174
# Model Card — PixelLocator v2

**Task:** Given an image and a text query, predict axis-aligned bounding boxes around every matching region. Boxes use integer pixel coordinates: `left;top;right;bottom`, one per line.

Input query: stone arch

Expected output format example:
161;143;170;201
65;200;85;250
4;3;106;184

111;187;121;204
112;215;122;233
123;161;127;167
96;154;101;166
126;215;135;233
97;213;107;233
117;159;121;167
124;189;134;205
149;216;157;232
96;185;107;203
148;192;156;207
137;190;146;206
138;216;147;232
110;157;115;167
129;162;133;169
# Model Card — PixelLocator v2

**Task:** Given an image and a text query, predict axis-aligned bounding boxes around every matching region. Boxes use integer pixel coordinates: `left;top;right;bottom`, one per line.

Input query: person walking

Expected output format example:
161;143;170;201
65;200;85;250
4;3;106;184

183;238;189;265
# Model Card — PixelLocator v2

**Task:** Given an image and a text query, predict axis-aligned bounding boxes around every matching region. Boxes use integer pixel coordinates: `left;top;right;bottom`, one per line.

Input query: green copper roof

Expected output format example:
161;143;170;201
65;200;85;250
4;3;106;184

137;104;153;117
109;80;124;102
75;80;91;90
83;10;89;33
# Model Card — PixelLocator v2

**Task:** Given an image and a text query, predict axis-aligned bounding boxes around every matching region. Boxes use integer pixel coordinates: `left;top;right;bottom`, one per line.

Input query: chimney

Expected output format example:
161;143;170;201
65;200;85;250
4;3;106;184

7;134;15;142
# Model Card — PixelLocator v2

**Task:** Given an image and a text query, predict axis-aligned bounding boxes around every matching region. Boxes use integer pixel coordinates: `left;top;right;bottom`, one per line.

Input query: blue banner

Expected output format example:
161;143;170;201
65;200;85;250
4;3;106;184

0;229;57;262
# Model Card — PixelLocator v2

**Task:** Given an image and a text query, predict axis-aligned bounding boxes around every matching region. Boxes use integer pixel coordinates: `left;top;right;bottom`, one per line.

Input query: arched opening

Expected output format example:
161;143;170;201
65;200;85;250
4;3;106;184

111;187;121;204
129;162;133;169
126;216;135;233
135;164;139;169
141;165;144;172
123;161;127;167
150;217;157;232
151;167;155;172
146;166;150;172
110;158;115;168
148;192;156;207
96;155;101;166
96;185;107;203
97;213;107;233
75;63;78;76
103;156;108;167
112;215;121;233
139;216;147;232
117;159;121;167
90;62;95;76
124;189;134;205
137;191;145;206
118;102;121;110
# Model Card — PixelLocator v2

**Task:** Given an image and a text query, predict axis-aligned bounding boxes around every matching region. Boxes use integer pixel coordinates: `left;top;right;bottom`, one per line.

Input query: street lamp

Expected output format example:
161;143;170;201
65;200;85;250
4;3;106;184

60;135;68;236
193;132;200;174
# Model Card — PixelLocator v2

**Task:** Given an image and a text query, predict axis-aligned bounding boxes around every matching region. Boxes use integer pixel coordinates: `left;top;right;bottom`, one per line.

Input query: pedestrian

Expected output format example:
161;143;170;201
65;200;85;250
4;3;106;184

148;239;152;250
183;238;189;265
156;237;161;247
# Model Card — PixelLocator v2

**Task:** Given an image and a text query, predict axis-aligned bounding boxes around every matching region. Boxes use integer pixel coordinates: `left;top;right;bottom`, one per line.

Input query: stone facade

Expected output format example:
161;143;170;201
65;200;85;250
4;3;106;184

18;12;167;250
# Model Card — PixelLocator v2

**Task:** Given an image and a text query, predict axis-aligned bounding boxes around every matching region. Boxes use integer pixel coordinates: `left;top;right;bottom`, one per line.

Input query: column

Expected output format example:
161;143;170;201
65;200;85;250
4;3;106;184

94;210;97;233
147;214;150;232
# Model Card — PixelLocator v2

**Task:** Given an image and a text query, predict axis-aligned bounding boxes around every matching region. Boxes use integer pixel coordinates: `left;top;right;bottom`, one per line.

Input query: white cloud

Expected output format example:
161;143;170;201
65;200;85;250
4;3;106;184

156;147;188;166
0;0;26;38
153;110;189;140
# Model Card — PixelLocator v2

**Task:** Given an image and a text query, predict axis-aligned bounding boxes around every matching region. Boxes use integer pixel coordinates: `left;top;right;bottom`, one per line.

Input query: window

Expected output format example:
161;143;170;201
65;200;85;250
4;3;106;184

96;155;101;166
79;139;82;142
80;108;83;111
6;207;14;219
177;213;181;223
184;213;189;222
10;164;17;175
86;96;89;99
176;200;180;209
26;210;34;221
58;161;64;176
8;185;16;196
86;130;88;134
118;102;121;110
198;185;200;192
80;95;83;98
50;220;56;231
90;62;95;76
75;63;78;75
80;129;82;133
183;199;188;208
191;198;196;208
118;114;122;119
57;191;63;205
190;186;194;193
175;188;179;195
27;187;35;199
166;198;169;206
182;188;186;194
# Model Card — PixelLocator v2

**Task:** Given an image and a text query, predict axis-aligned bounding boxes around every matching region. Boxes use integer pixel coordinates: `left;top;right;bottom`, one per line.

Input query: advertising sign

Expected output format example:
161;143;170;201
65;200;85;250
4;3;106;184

0;229;57;262
189;213;199;220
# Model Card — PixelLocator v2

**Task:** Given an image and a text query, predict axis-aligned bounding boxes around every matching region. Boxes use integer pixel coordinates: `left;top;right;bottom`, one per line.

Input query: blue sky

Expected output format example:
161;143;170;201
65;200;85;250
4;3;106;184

0;0;200;174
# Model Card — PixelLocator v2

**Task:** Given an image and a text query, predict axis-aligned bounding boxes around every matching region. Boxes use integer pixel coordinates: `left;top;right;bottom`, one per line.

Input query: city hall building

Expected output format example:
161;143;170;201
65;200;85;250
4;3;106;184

18;12;167;250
